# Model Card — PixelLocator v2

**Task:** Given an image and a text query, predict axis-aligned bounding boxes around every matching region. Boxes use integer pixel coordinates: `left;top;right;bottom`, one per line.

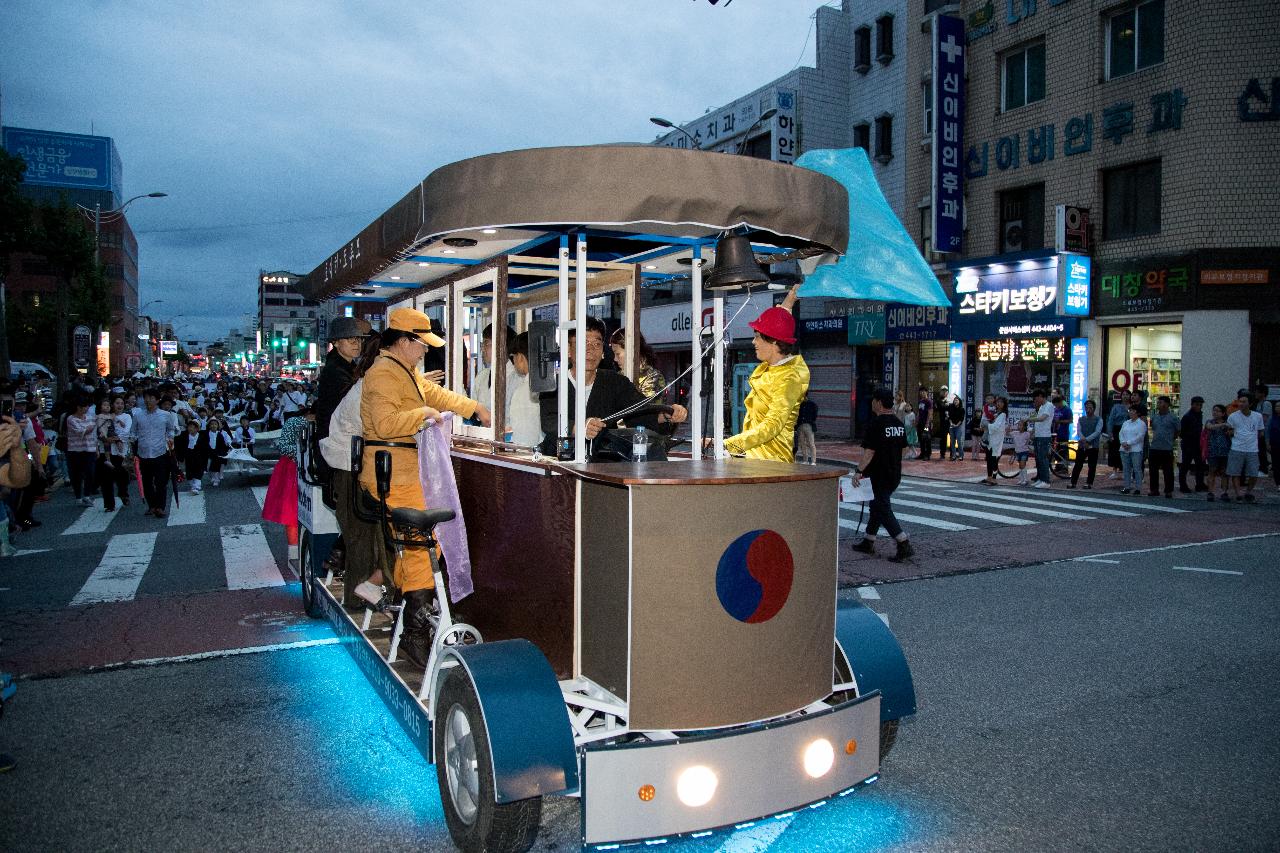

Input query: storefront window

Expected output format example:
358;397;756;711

978;337;1067;421
1105;323;1182;411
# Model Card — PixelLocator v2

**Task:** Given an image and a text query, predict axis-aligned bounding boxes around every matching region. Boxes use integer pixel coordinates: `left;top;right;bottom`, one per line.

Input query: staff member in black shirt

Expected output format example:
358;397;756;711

851;387;914;562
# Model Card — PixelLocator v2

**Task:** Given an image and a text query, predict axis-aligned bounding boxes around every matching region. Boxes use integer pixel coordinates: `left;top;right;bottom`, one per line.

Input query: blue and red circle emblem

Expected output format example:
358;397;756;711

715;529;794;624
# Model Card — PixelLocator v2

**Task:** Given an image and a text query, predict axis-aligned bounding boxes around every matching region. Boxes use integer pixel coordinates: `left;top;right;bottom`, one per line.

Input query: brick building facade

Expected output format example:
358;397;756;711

905;0;1280;418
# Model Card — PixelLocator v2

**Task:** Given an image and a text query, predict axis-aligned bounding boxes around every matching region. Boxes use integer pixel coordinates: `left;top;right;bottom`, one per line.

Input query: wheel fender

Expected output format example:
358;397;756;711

437;639;578;802
835;599;917;721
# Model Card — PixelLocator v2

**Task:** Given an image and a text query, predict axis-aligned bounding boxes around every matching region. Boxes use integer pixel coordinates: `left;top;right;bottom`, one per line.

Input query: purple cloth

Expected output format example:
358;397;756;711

416;414;473;602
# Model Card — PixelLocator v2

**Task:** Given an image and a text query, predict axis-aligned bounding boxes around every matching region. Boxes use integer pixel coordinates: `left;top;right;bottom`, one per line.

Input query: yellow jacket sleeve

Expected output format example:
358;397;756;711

419;377;478;420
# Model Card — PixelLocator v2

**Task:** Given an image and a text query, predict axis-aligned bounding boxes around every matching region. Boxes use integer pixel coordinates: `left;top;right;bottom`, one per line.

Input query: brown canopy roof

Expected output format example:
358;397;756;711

299;145;848;302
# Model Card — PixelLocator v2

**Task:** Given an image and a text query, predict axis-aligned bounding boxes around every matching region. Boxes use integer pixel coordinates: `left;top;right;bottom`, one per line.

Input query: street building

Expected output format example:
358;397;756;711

904;0;1280;419
257;269;319;369
1;126;147;376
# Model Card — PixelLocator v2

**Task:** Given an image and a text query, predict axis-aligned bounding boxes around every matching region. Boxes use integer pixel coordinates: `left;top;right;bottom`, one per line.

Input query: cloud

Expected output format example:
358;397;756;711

1;0;816;341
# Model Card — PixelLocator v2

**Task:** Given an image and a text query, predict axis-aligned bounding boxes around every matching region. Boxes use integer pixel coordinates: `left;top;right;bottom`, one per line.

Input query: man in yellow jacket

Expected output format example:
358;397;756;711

355;307;490;667
724;306;810;463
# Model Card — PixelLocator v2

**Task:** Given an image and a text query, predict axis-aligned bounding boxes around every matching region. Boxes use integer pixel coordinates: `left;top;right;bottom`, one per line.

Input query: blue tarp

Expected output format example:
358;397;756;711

795;148;950;307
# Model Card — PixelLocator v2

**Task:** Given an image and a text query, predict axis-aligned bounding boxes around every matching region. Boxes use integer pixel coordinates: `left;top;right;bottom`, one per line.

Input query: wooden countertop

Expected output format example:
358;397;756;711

559;458;845;486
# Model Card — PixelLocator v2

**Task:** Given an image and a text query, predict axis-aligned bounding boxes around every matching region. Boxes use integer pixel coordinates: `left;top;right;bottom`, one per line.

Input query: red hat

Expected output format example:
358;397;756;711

748;307;796;344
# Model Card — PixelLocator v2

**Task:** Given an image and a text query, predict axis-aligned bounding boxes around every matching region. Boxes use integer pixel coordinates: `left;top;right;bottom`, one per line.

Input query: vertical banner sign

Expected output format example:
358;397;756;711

948;342;965;402
1057;253;1092;316
882;344;898;391
965;344;977;416
773;89;797;164
72;325;93;369
932;14;965;253
1069;337;1089;440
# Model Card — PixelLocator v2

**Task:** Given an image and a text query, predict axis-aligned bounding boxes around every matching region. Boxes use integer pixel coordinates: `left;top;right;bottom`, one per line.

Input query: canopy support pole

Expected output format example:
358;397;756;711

712;295;725;459
690;244;703;461
574;234;588;463
557;235;570;454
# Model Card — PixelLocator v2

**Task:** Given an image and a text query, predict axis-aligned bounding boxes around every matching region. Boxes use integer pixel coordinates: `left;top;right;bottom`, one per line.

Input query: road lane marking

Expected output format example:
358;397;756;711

897;489;1098;521
1074;558;1121;564
222;524;284;590
62;504;120;536
1064;532;1279;562
941;488;1140;518
857;586;881;600
12;549;50;556
840;512;975;532
251;486;268;509
88;638;342;672
70;533;158;605
167;491;206;526
890;497;1038;525
1172;566;1243;576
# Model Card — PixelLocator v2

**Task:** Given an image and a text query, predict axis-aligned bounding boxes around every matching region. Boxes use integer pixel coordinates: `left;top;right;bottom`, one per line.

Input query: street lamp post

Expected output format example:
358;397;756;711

649;116;700;149
92;192;167;265
735;108;778;155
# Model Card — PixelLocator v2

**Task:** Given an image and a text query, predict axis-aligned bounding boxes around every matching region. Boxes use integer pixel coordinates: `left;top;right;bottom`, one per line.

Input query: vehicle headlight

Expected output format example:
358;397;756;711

803;738;835;778
676;765;718;807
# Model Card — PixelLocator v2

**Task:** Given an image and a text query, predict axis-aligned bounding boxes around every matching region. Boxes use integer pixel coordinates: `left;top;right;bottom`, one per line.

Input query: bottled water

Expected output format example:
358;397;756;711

632;425;648;462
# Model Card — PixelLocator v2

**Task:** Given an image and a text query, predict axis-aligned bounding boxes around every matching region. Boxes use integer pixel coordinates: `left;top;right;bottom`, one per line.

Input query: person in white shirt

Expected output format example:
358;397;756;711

1024;388;1056;488
132;389;181;518
1226;392;1265;502
505;332;545;448
1118;402;1149;495
232;416;256;453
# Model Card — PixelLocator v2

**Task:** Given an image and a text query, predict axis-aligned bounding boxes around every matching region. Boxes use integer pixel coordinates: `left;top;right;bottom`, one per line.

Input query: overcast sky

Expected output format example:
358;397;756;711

1;0;820;341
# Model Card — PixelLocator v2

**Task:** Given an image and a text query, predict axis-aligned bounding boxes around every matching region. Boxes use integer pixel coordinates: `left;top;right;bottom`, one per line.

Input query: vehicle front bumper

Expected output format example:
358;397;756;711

581;691;881;847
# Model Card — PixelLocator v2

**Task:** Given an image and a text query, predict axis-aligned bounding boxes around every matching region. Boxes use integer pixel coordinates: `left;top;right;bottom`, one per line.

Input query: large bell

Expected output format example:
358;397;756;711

705;234;770;290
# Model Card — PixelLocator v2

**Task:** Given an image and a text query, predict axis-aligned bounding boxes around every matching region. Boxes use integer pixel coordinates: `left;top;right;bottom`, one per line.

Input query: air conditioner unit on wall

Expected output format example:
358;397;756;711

1003;220;1025;252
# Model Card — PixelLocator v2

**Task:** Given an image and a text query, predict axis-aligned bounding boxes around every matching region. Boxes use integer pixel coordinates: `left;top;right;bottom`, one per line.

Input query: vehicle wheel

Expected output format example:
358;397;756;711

834;651;900;762
299;530;323;619
434;667;541;853
995;450;1020;479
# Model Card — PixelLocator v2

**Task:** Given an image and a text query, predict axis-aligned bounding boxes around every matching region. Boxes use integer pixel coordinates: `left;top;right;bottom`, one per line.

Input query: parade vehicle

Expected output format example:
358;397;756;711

292;145;924;852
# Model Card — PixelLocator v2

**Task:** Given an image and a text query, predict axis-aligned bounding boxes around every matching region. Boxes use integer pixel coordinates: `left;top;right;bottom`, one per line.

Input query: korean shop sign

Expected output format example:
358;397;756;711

884;304;951;342
1057;253;1091;317
1095;256;1195;315
951;260;1080;339
966;88;1187;180
932;15;965;253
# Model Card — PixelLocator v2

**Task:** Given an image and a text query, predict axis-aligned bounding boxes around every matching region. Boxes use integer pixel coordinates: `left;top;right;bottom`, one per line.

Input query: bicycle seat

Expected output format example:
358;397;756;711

388;507;456;532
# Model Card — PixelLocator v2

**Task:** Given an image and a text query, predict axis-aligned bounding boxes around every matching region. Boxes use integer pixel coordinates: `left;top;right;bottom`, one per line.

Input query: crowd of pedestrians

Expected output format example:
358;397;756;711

0;369;318;546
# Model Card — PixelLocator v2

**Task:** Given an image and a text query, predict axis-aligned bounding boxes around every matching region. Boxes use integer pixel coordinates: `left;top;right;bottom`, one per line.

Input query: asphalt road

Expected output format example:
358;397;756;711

2;478;1277;851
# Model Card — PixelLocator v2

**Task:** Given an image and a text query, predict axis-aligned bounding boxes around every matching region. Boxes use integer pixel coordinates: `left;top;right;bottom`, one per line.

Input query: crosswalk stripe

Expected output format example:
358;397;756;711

167;492;206;527
70;533;158;605
251;486;268;509
840;512;975;532
896;489;1098;521
994;488;1190;513
899;478;962;488
936;487;1140;517
889;496;1038;525
62;504;119;536
221;524;284;590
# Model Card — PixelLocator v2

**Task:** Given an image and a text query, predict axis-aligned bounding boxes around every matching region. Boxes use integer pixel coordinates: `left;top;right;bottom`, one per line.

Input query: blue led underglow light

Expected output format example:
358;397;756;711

643;839;669;846
594;845;620;851
808;799;828;809
864;774;880;784
691;831;714;838
774;811;796;820
735;821;756;829
838;786;859;797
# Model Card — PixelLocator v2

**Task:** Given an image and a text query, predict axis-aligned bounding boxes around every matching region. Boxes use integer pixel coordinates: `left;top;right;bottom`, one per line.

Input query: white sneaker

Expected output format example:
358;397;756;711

1033;481;1051;489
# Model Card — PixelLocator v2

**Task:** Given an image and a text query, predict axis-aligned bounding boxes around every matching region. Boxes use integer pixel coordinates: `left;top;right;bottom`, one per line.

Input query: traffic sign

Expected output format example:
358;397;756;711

72;325;93;369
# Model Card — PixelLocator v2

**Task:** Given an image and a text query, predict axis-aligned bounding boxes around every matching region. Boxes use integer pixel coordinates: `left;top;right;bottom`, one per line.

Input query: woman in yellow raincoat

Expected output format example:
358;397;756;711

355;307;490;667
724;304;810;463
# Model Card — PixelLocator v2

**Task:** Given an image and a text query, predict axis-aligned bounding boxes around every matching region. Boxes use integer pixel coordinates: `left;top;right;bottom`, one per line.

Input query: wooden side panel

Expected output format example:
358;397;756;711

452;457;576;677
578;481;631;701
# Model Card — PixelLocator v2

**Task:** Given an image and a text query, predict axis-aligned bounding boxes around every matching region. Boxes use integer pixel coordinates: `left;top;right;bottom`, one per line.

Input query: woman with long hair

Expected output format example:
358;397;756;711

609;327;666;400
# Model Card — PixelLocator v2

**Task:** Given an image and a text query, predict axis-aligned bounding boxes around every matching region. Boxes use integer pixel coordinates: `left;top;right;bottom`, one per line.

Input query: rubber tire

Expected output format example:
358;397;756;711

834;649;900;762
299;530;323;619
434;667;541;853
